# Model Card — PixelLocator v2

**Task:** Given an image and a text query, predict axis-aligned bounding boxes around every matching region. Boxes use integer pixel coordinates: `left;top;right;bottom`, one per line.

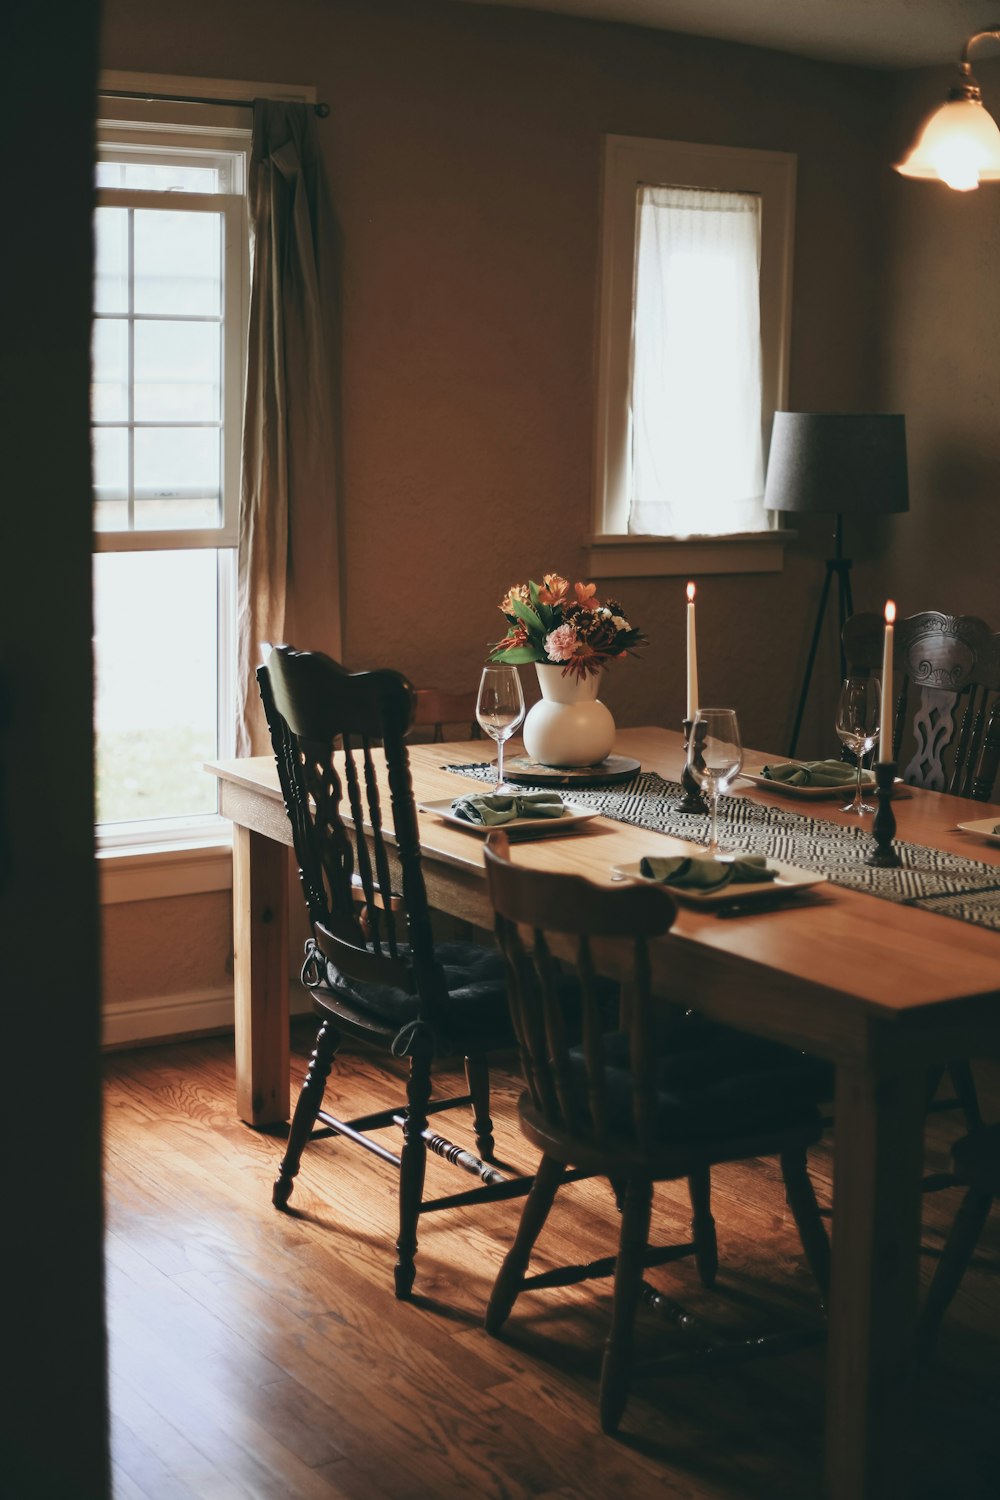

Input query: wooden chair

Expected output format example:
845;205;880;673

257;646;526;1299
842;610;1000;800
920;1122;1000;1348
481;831;831;1433
843;610;1000;1131
412;688;481;743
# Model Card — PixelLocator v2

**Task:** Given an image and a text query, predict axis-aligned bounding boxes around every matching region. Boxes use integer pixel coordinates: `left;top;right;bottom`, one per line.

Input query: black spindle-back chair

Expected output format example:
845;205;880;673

258;646;524;1299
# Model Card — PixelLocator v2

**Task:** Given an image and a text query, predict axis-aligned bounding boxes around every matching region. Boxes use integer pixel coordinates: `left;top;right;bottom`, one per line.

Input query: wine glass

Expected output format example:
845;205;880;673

835;677;882;814
687;708;743;856
476;665;525;793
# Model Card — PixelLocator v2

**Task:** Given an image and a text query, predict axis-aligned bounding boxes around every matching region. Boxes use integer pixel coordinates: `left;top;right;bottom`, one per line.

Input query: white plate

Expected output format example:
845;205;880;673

739;769;876;801
417;797;598;838
956;817;1000;846
611;856;828;907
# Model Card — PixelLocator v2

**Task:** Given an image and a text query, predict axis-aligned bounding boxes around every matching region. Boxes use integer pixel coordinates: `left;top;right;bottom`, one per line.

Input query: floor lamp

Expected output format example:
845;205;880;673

763;413;909;758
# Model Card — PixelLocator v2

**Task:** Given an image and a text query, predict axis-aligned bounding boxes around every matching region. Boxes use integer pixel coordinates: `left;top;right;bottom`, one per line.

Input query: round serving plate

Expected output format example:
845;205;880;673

501;753;641;788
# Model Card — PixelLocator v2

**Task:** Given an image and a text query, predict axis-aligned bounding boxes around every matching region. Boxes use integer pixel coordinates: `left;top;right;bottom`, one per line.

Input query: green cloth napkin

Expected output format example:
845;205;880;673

761;758;873;788
638;854;776;890
450;791;569;826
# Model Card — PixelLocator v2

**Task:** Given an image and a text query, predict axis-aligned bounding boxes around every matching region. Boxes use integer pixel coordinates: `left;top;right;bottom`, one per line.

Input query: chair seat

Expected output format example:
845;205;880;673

667;1016;834;1105
568;1028;828;1146
303;937;516;1055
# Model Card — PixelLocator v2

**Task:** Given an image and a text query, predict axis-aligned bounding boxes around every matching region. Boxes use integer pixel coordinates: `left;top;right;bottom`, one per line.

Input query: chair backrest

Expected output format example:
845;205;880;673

843;611;1000;799
258;646;441;1006
482;831;677;1154
412;688;481;743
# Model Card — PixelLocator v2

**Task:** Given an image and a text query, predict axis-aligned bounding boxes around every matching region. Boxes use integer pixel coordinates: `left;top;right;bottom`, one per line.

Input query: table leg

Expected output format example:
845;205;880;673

232;823;290;1127
824;1061;926;1499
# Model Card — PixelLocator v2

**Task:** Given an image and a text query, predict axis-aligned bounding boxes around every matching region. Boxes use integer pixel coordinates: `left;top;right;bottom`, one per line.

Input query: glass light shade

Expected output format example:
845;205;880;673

895;96;1000;191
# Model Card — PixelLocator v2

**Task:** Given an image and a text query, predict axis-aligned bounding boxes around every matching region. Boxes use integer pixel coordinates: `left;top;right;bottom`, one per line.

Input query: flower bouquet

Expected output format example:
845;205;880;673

489;573;646;681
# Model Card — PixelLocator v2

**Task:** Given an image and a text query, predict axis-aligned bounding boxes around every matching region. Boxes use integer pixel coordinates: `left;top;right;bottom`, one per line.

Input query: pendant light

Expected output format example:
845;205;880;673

895;25;1000;190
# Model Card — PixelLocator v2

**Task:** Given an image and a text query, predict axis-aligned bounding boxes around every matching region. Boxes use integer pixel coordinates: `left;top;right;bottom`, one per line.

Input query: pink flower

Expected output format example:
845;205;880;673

544;624;579;662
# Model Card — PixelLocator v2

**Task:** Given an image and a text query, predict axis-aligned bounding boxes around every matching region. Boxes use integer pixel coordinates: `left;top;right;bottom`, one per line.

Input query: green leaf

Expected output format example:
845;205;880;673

510;598;543;632
490;645;539;664
528;580;542;608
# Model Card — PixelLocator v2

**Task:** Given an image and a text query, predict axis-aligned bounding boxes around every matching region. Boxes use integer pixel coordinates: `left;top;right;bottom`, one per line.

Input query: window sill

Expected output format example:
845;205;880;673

585;530;797;578
98;838;233;906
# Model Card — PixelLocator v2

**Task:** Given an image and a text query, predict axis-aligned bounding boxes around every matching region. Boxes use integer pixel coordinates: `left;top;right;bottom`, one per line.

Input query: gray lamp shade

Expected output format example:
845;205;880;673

763;413;909;516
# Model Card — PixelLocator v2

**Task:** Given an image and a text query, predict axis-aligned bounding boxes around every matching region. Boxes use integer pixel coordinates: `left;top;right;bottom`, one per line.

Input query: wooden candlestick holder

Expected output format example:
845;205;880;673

673;717;709;814
865;761;902;868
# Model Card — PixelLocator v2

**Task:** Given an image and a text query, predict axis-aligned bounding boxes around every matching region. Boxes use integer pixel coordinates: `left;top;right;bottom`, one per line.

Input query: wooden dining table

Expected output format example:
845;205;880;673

207;727;1000;1500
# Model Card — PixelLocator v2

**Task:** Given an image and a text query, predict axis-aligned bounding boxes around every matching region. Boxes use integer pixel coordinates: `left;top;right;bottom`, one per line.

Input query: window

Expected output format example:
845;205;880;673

92;96;249;846
593;137;795;569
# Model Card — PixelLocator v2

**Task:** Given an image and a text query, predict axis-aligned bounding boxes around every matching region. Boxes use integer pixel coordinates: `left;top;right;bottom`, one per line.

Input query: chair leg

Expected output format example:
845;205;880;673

687;1168;718;1288
947;1059;982;1131
395;1047;433;1300
486;1154;564;1334
600;1174;653;1435
464;1053;495;1161
924;1062;946;1112
920;1188;994;1349
273;1019;339;1210
780;1146;831;1310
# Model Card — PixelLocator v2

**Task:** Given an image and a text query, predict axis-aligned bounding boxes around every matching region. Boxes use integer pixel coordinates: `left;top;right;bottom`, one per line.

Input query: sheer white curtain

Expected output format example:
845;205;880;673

629;185;765;537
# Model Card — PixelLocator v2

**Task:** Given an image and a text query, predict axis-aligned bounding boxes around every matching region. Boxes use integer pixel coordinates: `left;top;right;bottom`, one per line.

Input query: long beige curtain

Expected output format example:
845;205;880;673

236;100;342;755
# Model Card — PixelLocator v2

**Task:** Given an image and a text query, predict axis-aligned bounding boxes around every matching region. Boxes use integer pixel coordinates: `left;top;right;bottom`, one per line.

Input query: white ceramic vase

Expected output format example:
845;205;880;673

521;663;616;767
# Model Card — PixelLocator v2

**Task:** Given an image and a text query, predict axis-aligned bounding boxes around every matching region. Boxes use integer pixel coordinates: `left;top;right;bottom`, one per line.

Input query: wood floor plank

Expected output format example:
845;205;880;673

103;1031;1000;1500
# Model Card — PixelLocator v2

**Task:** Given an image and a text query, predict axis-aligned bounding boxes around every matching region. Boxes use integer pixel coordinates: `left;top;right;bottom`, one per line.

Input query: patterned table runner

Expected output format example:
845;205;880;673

443;763;1000;933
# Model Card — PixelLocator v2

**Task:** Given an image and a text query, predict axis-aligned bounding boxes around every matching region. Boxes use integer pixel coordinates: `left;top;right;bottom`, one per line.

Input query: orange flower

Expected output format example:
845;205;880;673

537;572;569;606
574;581;600;612
500;583;530;615
495;622;529;652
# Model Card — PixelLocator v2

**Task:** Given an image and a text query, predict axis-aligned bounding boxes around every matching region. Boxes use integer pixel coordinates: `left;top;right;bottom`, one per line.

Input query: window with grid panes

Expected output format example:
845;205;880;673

92;98;249;843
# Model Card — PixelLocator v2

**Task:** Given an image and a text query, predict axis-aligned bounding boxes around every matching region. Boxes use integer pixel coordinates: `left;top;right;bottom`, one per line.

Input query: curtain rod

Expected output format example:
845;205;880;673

100;88;329;117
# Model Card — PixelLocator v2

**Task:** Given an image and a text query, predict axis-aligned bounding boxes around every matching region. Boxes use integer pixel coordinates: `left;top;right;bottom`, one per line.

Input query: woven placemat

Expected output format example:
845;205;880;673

443;762;1000;931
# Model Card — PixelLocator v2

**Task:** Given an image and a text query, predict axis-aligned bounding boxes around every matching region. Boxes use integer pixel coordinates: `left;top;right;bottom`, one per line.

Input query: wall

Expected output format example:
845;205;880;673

870;57;1000;625
99;0;890;1032
102;887;236;1044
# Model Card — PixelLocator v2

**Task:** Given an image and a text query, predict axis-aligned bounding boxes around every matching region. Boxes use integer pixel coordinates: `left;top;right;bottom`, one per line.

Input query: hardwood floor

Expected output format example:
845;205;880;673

103;1025;1000;1499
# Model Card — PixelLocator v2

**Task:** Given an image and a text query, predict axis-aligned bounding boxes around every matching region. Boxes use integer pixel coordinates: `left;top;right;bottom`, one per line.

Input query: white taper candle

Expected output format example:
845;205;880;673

686;581;699;721
879;600;896;759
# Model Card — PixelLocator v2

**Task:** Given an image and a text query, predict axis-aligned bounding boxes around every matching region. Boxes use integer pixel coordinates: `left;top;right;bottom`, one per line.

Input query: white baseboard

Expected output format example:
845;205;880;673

102;983;312;1048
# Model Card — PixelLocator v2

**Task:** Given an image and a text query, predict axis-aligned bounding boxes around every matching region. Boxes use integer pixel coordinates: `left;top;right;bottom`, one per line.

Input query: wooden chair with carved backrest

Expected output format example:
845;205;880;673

257;645;527;1299
842;610;1000;801
843;610;1000;1133
412;688;481;744
920;1121;1000;1349
482;831;831;1433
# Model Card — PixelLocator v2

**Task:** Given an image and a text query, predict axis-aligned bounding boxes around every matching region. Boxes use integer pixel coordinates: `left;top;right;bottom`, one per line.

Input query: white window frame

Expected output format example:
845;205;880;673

92;74;314;899
590;136;797;578
91;83;258;881
93;114;248;553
